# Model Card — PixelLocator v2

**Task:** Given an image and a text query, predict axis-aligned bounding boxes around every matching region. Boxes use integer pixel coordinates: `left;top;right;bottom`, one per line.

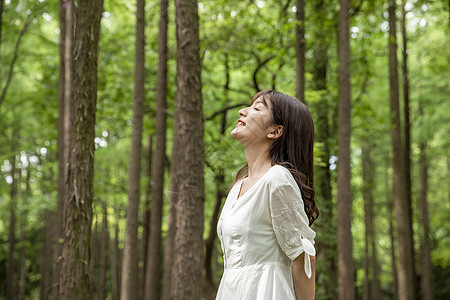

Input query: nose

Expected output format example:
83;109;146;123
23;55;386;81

238;107;248;117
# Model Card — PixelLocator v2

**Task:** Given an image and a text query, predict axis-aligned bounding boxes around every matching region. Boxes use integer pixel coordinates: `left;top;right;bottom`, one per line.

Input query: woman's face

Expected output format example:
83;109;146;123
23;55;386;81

231;96;274;146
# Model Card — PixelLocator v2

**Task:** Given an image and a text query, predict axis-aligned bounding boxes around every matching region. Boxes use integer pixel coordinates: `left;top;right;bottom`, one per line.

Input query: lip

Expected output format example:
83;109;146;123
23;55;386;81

236;120;246;127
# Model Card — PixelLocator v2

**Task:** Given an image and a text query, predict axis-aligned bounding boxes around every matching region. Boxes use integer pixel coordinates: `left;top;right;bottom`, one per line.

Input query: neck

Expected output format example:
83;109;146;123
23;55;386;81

244;143;272;178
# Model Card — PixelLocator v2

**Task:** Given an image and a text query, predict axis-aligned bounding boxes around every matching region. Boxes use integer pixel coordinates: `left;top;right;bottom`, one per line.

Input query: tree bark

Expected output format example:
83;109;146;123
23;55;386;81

141;135;153;288
312;1;336;299
162;151;179;300
111;221;121;300
337;1;354;299
400;3;418;296
203;54;230;300
171;1;204;299
144;0;168;299
98;203;109;300
7;143;18;300
0;0;4;58
388;1;415;299
54;1;73;297
40;211;53;300
419;104;433;300
295;0;305;102
362;145;382;300
57;0;102;298
120;0;146;297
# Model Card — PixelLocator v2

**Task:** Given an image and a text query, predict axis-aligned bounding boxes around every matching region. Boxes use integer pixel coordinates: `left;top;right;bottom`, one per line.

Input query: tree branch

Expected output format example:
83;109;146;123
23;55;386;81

0;14;32;107
253;54;276;92
206;102;249;121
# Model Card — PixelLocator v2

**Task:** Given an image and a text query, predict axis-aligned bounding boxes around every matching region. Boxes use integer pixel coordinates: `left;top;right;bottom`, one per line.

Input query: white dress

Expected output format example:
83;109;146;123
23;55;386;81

216;165;316;300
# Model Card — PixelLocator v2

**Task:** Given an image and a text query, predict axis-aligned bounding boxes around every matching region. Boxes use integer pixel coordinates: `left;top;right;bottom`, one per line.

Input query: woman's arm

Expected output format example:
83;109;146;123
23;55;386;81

292;252;316;300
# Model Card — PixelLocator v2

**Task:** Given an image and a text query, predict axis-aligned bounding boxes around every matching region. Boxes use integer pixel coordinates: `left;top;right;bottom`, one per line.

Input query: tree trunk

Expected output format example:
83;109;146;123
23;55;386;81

54;1;73;297
120;0;145;297
401;3;418;296
419;103;433;300
171;1;204;299
337;0;354;298
362;145;382;300
295;0;305;102
98;203;109;300
7;145;18;300
90;211;98;295
312;1;336;299
111;221;121;300
388;1;416;299
19;217;26;300
142;135;153;288
385;163;399;300
144;0;168;299
203;54;230;300
57;0;102;298
40;211;53;300
0;0;4;58
18;167;31;300
162;155;178;300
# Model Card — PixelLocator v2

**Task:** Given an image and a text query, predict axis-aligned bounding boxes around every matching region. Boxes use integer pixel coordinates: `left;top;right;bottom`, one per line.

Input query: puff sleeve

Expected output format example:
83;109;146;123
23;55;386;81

269;183;316;278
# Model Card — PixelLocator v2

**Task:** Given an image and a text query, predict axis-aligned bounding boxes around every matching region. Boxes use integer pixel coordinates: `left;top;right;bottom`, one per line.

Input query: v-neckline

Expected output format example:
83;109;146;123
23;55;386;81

235;165;277;201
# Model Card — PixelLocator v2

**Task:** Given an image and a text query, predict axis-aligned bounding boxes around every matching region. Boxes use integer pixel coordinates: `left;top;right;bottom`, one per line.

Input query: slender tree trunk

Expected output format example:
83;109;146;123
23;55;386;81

311;1;336;299
54;1;72;297
7;145;18;300
40;211;52;300
362;145;382;300
90;215;98;295
144;0;168;298
57;0;102;298
388;1;415;299
203;54;230;299
337;0;354;298
162;156;178;300
18;168;31;300
142;135;153;286
111;221;121;300
401;3;418;296
120;0;145;297
171;1;204;299
295;0;305;102
19;217;26;300
98;203;109;300
419;103;432;300
362;145;371;300
0;0;4;58
385;163;399;300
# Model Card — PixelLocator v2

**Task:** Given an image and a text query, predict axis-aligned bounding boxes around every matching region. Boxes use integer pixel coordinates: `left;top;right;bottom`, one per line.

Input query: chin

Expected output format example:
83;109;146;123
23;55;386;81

230;128;242;140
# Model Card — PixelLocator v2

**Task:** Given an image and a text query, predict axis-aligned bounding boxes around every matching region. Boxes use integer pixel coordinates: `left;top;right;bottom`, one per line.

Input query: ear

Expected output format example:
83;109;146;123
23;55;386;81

267;125;283;140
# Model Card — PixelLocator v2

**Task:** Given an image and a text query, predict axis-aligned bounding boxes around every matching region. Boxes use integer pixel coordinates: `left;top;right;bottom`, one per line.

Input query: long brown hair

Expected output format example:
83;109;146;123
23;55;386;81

234;90;319;225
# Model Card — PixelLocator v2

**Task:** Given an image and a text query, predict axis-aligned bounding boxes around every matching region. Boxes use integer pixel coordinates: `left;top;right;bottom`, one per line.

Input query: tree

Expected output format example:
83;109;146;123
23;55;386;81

387;1;415;299
54;0;73;297
144;0;169;298
57;0;102;298
337;0;354;299
311;1;337;298
361;144;382;300
171;0;204;299
295;0;305;102
418;103;432;300
120;0;145;298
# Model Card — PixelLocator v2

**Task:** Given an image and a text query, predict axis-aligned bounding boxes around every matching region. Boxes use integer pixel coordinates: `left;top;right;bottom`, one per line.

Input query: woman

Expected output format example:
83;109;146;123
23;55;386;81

216;90;319;300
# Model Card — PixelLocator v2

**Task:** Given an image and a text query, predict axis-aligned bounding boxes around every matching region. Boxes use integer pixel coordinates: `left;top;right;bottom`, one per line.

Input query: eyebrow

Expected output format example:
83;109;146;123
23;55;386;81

253;99;268;107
